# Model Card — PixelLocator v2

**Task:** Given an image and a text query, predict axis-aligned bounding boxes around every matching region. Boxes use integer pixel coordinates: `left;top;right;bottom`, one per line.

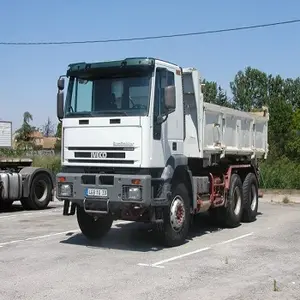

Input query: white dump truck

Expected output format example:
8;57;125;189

0;120;54;210
55;57;269;247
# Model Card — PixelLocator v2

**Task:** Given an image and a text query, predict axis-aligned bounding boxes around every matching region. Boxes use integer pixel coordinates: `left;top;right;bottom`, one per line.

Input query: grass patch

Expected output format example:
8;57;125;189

32;155;61;174
259;157;300;189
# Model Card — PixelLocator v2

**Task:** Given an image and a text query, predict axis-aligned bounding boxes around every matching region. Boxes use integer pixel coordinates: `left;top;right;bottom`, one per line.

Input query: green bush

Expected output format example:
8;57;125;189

259;157;300;189
32;155;61;174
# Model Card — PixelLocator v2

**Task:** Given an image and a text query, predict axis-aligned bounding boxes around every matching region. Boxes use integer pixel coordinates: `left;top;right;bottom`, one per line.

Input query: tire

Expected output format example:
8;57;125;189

208;206;224;227
157;182;191;247
242;173;258;222
224;173;244;227
77;206;113;240
21;172;53;210
0;200;13;211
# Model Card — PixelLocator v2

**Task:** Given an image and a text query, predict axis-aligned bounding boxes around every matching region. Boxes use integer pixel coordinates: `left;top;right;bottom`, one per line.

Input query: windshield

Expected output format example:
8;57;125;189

65;74;152;117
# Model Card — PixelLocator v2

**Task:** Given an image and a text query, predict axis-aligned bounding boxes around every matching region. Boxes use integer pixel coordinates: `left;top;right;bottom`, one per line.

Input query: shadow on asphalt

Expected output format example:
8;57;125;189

59;211;263;252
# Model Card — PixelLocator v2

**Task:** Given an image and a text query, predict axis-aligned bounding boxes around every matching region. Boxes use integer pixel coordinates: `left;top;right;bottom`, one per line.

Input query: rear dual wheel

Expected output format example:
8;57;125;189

209;172;258;227
242;173;259;222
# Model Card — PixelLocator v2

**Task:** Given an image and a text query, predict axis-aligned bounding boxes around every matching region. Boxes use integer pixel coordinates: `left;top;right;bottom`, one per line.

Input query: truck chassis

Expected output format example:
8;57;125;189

60;158;261;247
0;159;54;211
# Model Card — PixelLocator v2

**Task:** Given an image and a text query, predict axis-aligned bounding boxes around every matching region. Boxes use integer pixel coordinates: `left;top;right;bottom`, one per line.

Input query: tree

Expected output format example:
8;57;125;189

42;117;55;137
14;111;35;150
285;108;300;160
230;67;269;111
55;122;62;138
54;122;62;152
215;86;232;108
202;79;218;103
202;79;232;107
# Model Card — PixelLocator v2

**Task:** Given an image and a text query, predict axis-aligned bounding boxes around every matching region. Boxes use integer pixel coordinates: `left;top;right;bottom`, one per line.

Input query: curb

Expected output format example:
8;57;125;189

259;192;300;204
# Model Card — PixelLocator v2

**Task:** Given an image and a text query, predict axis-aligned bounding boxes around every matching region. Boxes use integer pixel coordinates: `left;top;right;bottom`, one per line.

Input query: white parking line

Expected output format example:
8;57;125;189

0;229;79;248
0;220;131;248
215;232;254;245
138;232;254;268
0;208;63;220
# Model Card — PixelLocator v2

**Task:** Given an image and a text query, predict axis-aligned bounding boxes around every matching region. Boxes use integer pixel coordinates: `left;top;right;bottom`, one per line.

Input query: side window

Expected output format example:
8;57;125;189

153;68;176;140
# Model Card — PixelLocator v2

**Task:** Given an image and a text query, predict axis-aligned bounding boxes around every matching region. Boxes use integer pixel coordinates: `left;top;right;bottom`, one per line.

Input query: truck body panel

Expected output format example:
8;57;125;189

182;69;268;161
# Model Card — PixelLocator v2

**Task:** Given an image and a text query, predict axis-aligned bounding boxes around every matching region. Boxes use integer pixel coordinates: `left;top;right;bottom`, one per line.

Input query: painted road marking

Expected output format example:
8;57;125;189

138;232;254;268
0;220;131;248
0;230;79;247
0;208;63;220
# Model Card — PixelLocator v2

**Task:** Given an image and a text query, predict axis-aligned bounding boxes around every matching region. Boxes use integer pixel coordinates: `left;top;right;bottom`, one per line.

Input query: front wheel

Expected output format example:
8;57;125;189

77;206;113;240
157;183;191;247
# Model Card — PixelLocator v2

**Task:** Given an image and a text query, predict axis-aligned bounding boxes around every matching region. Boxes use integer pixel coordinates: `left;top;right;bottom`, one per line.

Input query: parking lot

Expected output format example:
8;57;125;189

0;198;299;300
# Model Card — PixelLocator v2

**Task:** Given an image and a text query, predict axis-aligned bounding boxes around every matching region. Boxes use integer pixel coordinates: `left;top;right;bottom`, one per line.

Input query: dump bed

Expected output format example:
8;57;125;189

182;68;269;160
202;103;268;159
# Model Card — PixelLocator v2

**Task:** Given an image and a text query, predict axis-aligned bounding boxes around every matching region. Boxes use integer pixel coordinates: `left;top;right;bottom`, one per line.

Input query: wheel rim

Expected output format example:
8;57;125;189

233;186;242;215
34;180;48;203
250;184;257;211
170;195;186;231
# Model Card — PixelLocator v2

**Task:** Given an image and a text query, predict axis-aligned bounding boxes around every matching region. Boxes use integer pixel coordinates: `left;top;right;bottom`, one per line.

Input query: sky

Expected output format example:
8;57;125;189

0;0;299;132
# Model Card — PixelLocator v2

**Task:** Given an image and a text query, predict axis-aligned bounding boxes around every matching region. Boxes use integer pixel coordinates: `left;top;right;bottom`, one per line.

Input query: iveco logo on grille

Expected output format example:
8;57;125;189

91;152;107;159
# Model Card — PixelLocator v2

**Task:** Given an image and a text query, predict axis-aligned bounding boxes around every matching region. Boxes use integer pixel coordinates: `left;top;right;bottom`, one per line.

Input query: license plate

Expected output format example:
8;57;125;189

84;188;108;198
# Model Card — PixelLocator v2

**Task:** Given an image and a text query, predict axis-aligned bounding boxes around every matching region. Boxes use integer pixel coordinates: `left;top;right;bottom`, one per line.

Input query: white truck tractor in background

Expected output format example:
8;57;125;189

0;121;54;210
55;57;269;247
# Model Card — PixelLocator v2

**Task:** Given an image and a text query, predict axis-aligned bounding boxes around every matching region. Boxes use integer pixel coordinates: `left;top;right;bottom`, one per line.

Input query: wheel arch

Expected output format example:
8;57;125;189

19;167;55;199
161;155;194;210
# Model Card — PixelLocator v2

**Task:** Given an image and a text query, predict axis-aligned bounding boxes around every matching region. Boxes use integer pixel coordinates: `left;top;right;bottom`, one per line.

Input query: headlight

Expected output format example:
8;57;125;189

123;185;142;200
128;187;142;200
58;183;73;197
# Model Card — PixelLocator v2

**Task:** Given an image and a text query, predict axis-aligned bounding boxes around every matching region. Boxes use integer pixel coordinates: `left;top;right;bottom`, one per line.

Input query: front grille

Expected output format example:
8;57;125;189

74;152;125;159
67;146;136;165
68;159;134;164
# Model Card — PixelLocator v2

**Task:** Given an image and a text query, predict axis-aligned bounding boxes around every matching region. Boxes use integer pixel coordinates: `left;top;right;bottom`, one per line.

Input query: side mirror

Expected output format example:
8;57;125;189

57;91;64;120
57;77;65;91
164;85;176;113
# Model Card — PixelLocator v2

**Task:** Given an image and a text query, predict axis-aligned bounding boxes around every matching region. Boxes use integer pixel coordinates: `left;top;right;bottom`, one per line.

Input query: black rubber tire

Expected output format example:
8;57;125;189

158;182;191;247
224;173;244;228
21;172;53;210
208;206;224;227
77;206;113;240
242;173;259;222
0;200;13;211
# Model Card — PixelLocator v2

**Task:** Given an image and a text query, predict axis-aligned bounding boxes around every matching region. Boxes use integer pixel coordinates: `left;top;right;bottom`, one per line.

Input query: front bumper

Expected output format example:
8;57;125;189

56;172;152;213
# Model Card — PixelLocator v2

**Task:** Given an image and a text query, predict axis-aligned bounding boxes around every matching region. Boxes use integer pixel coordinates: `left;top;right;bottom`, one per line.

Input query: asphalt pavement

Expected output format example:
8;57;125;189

0;199;299;300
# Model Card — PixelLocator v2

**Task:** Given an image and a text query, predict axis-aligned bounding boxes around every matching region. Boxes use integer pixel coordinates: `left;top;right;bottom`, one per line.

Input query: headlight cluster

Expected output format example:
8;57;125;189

58;183;73;197
122;185;142;201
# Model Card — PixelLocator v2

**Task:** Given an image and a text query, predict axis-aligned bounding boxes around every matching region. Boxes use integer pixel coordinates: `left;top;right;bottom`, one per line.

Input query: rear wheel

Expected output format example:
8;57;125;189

242;173;258;222
209;173;244;228
224;173;244;227
21;172;53;210
77;206;113;240
157;182;191;247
